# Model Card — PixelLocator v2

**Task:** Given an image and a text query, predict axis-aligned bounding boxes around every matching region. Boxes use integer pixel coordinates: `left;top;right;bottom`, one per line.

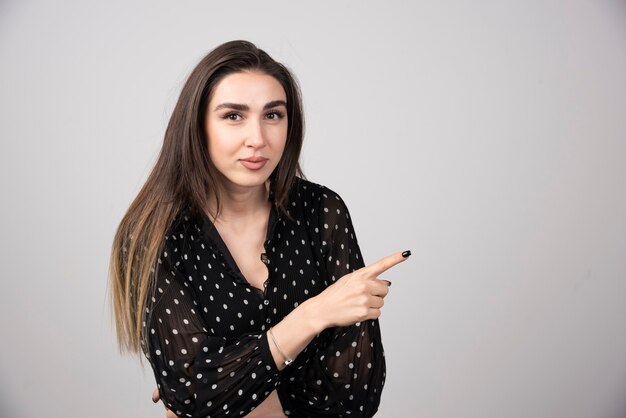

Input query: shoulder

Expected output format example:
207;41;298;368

289;177;348;210
286;178;355;232
159;209;204;270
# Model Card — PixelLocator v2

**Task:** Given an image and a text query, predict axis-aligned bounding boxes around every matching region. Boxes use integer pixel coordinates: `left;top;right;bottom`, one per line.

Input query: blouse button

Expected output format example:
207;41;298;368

263;300;270;306
266;318;271;323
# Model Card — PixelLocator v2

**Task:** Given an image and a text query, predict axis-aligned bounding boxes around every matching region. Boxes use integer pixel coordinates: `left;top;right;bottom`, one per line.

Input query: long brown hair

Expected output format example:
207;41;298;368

109;40;305;354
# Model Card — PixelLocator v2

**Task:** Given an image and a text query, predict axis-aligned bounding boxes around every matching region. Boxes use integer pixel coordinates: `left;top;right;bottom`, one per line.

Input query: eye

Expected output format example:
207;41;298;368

222;112;242;121
266;110;285;120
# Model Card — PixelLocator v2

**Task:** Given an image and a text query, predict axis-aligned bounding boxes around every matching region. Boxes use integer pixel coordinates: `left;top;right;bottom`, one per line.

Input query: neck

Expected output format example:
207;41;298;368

208;182;270;224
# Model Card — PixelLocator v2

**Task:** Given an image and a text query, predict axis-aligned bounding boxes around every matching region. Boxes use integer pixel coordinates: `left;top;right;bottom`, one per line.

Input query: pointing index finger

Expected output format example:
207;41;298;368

364;250;411;276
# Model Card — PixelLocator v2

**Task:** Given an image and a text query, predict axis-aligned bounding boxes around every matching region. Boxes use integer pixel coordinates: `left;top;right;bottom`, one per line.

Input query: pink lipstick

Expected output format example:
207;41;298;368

239;157;268;170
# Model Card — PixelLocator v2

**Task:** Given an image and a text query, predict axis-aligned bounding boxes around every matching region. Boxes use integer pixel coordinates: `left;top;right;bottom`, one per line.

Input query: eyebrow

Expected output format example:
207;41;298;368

213;100;287;112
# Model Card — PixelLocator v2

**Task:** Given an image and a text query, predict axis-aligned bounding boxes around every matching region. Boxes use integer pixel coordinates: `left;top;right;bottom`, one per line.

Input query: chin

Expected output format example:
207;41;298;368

224;174;271;189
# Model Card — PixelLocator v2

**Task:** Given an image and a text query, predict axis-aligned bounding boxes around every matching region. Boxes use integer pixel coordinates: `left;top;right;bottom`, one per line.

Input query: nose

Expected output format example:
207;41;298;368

244;120;266;149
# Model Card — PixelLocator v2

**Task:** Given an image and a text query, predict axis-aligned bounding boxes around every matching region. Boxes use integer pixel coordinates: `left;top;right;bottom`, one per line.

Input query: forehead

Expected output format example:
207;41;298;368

209;71;286;106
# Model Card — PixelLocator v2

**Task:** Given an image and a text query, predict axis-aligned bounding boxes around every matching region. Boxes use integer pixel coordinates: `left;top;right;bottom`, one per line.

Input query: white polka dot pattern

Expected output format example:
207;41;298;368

143;179;386;417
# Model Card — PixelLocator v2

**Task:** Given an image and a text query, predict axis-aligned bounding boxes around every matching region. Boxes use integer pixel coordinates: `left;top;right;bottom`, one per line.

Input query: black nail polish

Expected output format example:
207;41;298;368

402;250;411;258
386;280;392;287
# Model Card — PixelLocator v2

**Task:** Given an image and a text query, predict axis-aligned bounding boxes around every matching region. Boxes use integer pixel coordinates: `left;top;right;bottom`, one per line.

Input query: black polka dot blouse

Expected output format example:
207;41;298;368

143;179;386;417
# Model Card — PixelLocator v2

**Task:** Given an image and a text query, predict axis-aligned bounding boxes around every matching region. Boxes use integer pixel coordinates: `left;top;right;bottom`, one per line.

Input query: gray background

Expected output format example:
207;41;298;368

1;1;625;417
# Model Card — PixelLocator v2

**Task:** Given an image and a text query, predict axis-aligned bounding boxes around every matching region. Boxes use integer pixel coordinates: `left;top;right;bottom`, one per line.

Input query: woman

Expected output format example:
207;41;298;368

110;40;410;418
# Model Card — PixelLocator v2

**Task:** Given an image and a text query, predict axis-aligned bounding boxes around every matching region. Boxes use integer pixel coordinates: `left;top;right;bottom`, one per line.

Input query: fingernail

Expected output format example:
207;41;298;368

402;250;411;258
152;396;158;403
385;280;392;286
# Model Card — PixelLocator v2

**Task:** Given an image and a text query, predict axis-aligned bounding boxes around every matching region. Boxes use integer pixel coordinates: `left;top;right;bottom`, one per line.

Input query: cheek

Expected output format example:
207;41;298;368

270;124;289;149
207;125;236;156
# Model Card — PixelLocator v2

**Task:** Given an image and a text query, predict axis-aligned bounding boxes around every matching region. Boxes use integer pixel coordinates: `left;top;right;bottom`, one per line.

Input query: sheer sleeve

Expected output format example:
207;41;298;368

143;242;280;418
279;187;386;418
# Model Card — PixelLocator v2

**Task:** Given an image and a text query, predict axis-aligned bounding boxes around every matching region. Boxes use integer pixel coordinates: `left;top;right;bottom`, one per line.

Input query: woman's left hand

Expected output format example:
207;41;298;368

152;389;178;418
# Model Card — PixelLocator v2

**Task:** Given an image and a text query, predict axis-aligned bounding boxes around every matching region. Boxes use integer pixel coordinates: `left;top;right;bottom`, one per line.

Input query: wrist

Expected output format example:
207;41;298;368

298;296;327;334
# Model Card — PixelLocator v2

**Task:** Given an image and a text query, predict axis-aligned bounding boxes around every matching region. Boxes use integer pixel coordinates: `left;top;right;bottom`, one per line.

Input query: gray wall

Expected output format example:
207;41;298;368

1;1;625;417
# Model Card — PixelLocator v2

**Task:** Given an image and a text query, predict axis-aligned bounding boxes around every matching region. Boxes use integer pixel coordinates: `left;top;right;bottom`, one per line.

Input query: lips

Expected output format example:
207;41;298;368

239;157;269;170
240;157;268;163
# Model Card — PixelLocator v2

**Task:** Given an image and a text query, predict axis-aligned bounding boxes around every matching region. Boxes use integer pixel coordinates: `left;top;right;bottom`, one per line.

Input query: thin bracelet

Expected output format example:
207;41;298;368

268;327;294;366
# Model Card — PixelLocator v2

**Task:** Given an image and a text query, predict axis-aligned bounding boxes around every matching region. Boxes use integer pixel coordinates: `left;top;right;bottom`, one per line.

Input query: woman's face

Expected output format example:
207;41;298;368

205;71;288;192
